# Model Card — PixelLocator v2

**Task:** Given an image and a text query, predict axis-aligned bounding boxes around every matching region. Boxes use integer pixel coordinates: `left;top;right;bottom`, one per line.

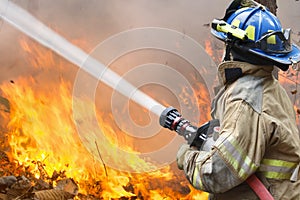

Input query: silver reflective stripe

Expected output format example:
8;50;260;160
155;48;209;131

192;166;203;189
259;164;294;174
218;135;257;180
258;159;298;179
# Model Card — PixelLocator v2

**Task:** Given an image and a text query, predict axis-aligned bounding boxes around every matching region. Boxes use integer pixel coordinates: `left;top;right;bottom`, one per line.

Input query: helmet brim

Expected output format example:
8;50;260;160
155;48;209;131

211;28;226;42
211;27;300;66
249;44;300;65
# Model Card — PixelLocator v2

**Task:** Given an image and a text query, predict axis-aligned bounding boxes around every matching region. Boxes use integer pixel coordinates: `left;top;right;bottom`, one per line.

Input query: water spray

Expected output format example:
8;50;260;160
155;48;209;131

0;0;212;148
0;0;165;116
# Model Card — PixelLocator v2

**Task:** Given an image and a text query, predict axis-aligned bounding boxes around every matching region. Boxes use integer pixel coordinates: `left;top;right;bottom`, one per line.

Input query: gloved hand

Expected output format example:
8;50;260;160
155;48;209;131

176;144;191;170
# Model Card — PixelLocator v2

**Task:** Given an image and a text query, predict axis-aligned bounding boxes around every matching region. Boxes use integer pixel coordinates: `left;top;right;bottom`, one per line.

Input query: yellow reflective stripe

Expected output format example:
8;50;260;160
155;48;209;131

231;19;240;28
261;171;292;179
267;30;276;44
259;158;298;179
244;156;256;175
245;25;255;41
219;135;257;180
192;166;203;189
231;138;257;172
222;140;247;179
229;137;258;178
262;159;297;168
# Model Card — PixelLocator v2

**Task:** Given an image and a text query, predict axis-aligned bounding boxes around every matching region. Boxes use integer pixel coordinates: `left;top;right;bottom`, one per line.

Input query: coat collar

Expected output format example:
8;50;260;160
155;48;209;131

218;61;274;85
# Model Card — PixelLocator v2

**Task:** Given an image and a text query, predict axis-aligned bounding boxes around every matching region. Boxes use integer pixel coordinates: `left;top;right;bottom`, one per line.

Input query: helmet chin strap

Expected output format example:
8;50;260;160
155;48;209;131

224;44;232;61
223;37;236;61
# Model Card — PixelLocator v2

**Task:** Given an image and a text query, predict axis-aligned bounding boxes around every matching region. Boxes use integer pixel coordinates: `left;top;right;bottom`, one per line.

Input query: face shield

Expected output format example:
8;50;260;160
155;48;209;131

254;29;292;54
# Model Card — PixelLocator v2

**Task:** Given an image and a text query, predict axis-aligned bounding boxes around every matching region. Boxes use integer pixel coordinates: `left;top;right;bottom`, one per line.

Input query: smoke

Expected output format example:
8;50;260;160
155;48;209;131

1;0;299;82
1;0;300;169
0;0;225;86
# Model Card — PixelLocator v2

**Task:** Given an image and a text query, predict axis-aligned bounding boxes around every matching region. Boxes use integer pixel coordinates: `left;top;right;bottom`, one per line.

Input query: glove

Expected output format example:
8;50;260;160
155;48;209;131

176;144;191;170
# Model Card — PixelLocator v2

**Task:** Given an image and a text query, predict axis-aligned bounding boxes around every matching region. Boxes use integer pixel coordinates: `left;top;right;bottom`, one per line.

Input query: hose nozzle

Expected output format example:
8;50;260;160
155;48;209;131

159;106;182;131
159;106;207;149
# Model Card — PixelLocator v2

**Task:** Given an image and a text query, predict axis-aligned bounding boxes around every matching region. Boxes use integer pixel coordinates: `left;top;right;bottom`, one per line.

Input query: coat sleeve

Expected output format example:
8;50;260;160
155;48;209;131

181;100;267;193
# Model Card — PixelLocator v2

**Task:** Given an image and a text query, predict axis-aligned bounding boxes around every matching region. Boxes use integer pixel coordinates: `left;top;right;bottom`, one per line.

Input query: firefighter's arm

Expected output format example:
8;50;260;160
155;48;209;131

177;145;241;193
177;100;266;193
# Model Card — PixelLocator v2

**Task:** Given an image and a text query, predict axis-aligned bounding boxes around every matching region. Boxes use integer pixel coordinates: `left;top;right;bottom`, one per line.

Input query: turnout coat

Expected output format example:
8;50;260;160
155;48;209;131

178;61;300;199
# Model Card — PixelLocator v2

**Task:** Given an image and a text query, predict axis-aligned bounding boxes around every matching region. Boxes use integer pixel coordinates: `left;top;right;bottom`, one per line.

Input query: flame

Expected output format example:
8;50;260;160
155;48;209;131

278;70;300;129
204;40;213;58
177;76;211;125
20;39;55;70
0;37;210;199
3;78;96;181
204;37;223;64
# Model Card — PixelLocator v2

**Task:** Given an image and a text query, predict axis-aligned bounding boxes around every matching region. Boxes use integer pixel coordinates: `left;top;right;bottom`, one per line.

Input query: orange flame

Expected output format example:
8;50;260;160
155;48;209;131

204;38;223;64
278;70;300;130
204;40;214;58
1;37;210;199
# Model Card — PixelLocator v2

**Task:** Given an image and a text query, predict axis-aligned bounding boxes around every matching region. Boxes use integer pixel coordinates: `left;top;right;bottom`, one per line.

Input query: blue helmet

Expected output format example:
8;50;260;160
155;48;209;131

211;5;300;71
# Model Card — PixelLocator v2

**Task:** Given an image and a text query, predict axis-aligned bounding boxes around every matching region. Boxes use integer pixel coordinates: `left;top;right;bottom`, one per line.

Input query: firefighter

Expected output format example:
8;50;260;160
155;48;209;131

176;1;300;199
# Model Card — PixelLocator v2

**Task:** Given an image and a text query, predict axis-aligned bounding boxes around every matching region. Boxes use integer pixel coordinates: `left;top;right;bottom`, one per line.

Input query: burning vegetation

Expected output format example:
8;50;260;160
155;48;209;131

0;37;210;199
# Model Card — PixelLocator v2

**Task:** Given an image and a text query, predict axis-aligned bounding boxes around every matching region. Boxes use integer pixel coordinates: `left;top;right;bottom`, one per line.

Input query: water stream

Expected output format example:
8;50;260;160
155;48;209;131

0;0;166;116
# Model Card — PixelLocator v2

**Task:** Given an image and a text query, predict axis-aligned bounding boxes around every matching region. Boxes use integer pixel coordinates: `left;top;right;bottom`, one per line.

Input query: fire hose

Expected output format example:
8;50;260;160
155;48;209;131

159;106;274;200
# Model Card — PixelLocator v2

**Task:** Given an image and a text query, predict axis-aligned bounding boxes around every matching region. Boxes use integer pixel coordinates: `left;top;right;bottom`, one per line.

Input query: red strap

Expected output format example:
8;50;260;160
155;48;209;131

246;174;274;200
